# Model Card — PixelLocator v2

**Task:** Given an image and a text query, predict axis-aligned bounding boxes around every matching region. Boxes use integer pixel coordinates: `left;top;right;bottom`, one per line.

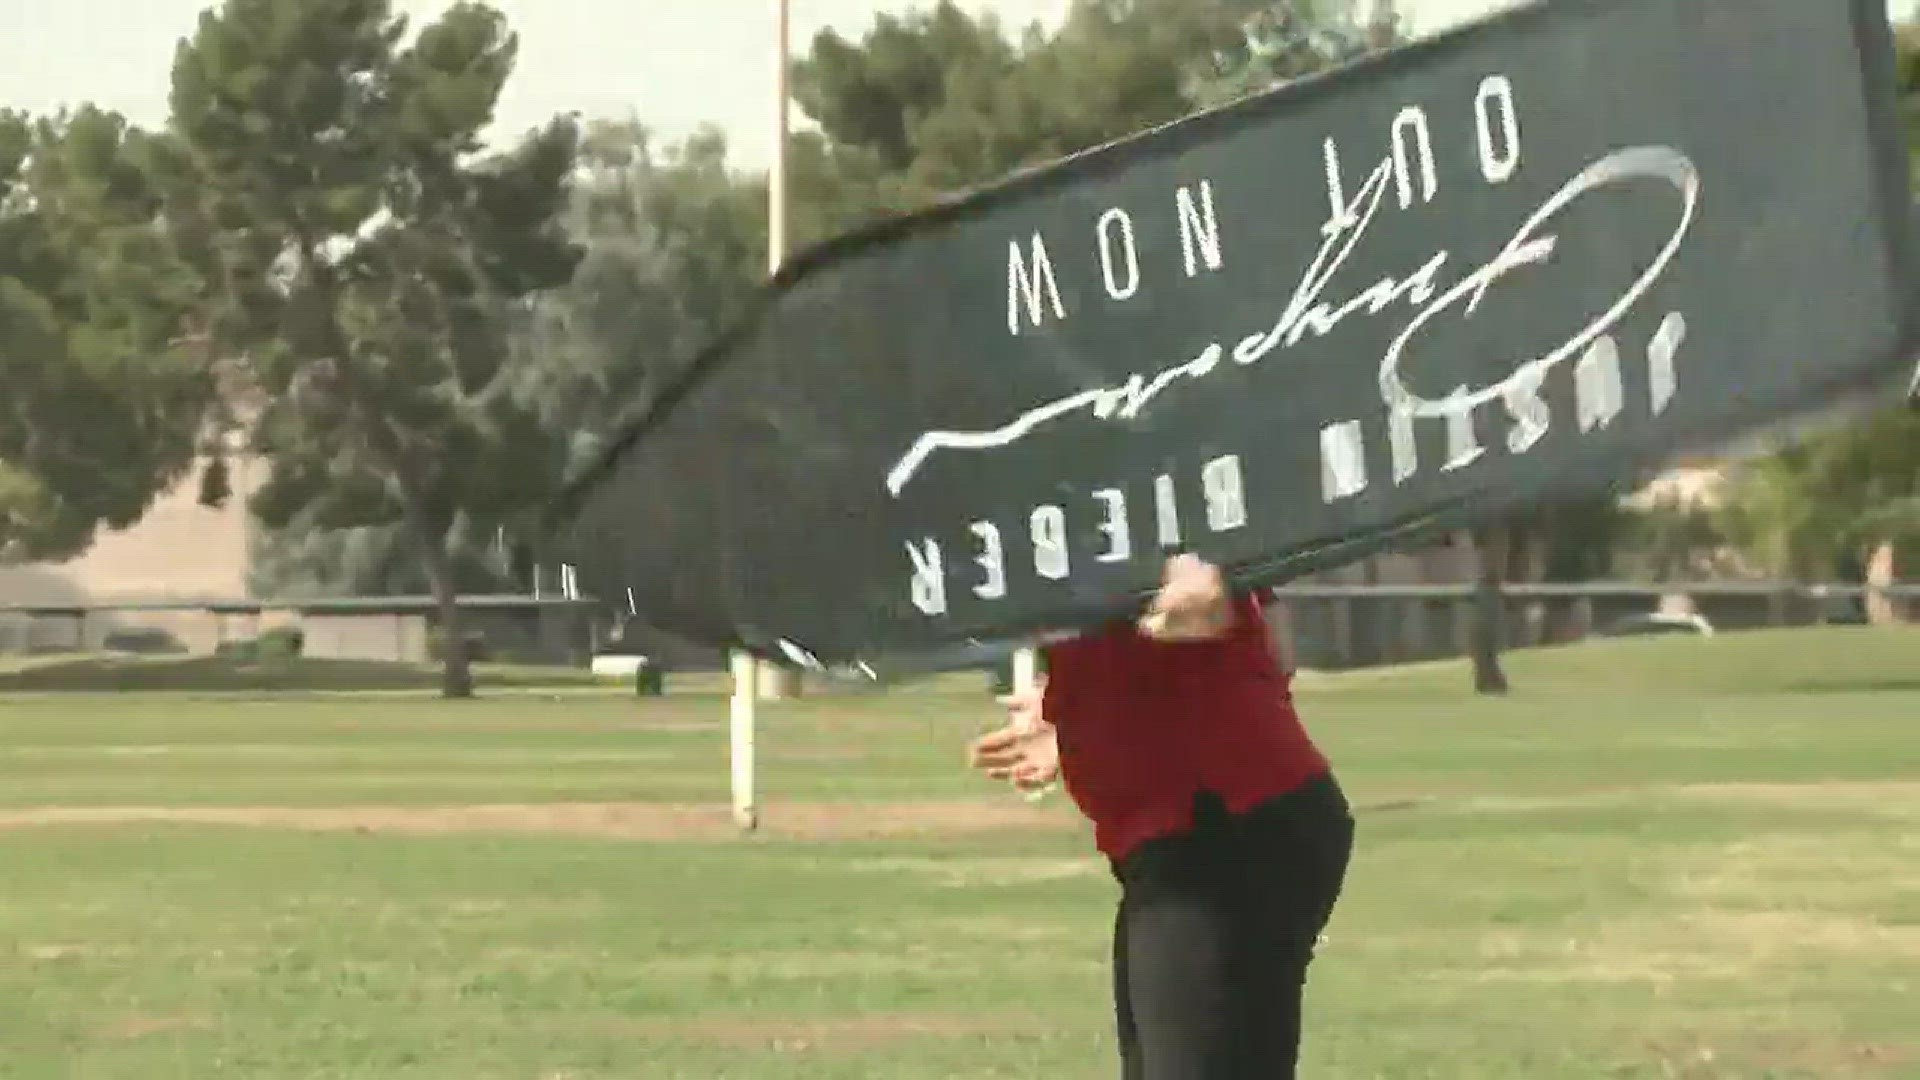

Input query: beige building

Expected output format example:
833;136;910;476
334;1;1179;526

0;457;262;654
0;455;584;664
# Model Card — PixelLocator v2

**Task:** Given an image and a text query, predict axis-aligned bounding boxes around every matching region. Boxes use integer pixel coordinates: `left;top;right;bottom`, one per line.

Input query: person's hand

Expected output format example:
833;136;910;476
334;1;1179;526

969;722;1060;792
968;686;1059;793
1138;553;1232;641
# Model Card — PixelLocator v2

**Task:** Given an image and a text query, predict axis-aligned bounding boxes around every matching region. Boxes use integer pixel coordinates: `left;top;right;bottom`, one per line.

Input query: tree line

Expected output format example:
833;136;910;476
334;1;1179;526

2;0;1914;696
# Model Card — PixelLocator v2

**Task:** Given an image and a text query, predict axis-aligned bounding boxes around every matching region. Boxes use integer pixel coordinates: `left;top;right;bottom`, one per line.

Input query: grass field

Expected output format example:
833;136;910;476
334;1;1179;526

2;629;1917;1079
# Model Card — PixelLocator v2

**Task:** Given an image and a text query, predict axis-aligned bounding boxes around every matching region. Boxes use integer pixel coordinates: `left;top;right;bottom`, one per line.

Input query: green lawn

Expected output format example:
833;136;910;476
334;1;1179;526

1;628;1917;1078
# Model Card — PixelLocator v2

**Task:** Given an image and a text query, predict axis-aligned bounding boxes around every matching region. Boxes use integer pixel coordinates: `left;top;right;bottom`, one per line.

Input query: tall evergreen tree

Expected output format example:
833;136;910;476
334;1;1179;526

164;0;581;697
0;106;210;564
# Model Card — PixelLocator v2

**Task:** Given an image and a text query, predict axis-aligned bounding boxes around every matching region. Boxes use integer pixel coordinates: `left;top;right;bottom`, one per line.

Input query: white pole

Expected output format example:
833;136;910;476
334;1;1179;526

1011;647;1038;692
770;0;791;277
730;0;792;834
729;649;758;830
1009;646;1056;802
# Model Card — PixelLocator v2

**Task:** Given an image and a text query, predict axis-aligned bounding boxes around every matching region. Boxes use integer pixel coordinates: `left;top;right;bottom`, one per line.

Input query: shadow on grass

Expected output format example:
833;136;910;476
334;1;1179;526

0;653;609;694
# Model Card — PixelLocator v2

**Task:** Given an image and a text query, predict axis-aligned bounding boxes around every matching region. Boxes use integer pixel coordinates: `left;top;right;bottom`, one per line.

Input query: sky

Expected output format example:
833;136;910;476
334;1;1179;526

0;0;1913;169
0;0;1511;168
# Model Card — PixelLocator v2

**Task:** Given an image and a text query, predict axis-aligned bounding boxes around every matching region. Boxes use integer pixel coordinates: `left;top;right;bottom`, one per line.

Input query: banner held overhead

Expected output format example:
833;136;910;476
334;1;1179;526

558;0;1918;677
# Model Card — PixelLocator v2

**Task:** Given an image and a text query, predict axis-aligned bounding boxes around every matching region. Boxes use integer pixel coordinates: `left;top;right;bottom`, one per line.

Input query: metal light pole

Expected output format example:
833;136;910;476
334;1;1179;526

769;0;791;278
756;0;804;719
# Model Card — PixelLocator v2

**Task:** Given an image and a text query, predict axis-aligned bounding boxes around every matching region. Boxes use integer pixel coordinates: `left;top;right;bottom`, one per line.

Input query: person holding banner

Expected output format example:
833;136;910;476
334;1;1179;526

969;554;1353;1079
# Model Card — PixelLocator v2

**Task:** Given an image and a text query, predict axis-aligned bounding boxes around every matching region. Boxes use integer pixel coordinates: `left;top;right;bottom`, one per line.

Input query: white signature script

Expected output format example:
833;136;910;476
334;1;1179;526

883;145;1701;497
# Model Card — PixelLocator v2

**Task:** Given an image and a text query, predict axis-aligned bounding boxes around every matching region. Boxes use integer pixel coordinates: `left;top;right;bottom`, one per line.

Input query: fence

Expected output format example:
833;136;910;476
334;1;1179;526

0;582;1913;671
1272;580;1920;671
0;595;602;667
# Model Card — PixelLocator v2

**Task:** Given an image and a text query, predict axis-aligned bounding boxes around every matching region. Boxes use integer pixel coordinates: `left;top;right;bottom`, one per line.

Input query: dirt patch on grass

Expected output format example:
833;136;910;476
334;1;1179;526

847;855;1101;887
931;916;1087;943
1679;908;1920;957
1462;937;1749;987
101;1016;212;1040
1674;835;1920;905
626;1013;1047;1049
770;747;870;765
1379;781;1920;819
1643;1034;1915;1078
618;720;723;735
1666;781;1920;816
635;951;966;980
0;800;1076;842
1456;898;1920;990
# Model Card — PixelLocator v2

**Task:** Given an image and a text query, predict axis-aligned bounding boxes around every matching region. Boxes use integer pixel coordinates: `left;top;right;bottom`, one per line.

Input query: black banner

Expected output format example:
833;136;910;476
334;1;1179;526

557;0;1918;676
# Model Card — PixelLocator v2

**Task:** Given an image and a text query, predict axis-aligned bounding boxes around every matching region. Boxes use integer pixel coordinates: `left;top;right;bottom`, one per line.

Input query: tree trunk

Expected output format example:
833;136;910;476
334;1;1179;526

1469;525;1511;695
419;537;475;700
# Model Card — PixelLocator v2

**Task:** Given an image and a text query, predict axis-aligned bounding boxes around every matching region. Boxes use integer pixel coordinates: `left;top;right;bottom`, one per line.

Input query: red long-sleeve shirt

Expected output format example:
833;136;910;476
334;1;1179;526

1041;593;1330;862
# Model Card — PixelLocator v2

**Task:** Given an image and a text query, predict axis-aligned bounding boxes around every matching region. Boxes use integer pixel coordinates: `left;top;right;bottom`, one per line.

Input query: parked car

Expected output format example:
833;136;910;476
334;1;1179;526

1599;612;1715;639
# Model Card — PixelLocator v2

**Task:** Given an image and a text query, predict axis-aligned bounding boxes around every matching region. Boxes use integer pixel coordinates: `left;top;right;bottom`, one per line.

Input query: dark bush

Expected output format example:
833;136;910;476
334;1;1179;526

635;659;665;696
214;639;260;661
102;627;187;655
257;626;305;661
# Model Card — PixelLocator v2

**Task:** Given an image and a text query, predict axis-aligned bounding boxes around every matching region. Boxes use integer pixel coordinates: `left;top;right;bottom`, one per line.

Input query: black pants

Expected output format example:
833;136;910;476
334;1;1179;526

1110;773;1355;1080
